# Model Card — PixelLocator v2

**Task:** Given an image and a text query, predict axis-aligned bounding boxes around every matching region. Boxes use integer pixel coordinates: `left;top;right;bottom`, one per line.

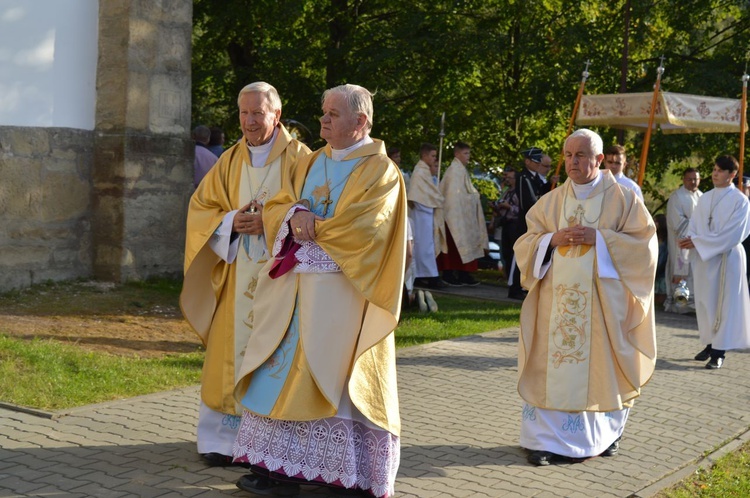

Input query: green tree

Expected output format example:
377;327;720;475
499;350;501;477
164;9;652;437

191;0;750;192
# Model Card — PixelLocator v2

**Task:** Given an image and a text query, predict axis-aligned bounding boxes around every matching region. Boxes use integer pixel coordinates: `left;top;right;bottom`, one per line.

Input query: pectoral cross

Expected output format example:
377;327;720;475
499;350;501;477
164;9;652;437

568;204;585;226
321;196;334;216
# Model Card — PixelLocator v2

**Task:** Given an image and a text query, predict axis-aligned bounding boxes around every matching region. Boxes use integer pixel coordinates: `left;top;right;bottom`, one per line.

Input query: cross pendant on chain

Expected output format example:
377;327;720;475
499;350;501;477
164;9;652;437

573;204;585;225
321;196;334;216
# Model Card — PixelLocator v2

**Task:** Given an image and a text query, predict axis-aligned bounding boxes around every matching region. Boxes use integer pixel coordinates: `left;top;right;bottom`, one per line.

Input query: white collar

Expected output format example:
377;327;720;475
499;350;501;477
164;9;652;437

571;170;602;200
246;127;278;167
331;135;372;161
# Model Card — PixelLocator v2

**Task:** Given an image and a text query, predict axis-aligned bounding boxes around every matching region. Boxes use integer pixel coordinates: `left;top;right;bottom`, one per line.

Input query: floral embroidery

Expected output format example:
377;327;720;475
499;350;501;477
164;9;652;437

551;283;589;368
310;182;332;215
696;101;711;118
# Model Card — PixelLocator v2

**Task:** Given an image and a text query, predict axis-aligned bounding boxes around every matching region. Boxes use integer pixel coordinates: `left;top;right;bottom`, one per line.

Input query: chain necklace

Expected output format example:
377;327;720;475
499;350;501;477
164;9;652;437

319;155;366;216
245;161;273;214
562;181;610;226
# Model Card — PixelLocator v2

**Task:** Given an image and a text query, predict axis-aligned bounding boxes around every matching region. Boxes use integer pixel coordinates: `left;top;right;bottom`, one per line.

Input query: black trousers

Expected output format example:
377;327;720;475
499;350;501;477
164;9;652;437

505;221;524;293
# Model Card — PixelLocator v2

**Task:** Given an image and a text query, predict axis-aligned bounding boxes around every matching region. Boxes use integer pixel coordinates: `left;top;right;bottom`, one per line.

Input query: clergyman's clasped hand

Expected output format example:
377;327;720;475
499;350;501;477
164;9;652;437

233;202;264;236
550;224;596;247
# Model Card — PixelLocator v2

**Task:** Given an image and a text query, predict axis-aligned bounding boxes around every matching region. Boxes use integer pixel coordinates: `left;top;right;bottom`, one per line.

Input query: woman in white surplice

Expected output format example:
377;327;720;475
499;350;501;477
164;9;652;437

679;155;750;369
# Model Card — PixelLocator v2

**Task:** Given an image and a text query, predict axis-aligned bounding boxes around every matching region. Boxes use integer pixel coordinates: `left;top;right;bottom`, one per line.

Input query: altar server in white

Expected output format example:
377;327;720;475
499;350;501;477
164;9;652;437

679;155;750;369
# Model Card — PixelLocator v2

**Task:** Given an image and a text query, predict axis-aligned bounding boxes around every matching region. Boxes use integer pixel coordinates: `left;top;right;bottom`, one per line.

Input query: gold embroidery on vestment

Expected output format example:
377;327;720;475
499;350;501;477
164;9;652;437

551;282;589;368
244;276;259;299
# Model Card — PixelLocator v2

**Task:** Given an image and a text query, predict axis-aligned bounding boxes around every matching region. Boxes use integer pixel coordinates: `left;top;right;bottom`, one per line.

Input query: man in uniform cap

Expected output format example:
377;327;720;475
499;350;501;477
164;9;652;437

508;147;546;300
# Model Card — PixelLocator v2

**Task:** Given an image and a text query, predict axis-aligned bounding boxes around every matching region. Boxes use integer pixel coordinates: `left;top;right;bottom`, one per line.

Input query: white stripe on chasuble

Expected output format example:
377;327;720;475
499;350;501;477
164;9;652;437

545;187;604;410
234;156;282;386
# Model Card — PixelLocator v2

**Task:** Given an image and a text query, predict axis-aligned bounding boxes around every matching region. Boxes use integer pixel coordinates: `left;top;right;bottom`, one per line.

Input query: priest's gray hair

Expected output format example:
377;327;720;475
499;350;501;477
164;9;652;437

566;128;603;156
237;81;282;112
323;84;373;132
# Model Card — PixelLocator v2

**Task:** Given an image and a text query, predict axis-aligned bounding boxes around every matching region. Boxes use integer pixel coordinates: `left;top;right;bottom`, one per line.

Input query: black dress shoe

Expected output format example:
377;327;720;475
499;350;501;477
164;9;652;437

236;474;300;496
527;450;561;466
602;437;620;457
458;272;480;286
441;274;463;286
694;345;712;361
428;277;450;289
705;357;724;369
200;452;235;467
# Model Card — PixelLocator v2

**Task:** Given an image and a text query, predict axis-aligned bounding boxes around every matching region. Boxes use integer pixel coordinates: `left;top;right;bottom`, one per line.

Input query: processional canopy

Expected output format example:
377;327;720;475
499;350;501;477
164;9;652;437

576;92;746;134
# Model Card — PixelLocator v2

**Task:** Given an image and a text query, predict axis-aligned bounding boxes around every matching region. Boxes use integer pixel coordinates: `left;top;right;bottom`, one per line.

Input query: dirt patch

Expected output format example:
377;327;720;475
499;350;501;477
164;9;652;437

0;280;203;358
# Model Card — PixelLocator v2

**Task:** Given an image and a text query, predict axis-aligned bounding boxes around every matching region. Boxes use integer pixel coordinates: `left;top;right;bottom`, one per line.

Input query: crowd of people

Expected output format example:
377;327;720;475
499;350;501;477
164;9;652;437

181;80;750;495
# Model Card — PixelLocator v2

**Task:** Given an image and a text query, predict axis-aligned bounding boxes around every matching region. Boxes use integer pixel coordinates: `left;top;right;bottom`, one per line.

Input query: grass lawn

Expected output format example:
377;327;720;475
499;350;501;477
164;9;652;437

0;335;204;410
0;278;519;411
397;293;519;348
657;439;750;497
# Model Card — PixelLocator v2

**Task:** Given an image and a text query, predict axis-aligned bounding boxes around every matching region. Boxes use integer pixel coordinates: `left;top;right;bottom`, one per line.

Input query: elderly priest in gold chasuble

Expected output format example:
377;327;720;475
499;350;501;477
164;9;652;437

514;129;657;467
232;84;406;498
180;82;310;466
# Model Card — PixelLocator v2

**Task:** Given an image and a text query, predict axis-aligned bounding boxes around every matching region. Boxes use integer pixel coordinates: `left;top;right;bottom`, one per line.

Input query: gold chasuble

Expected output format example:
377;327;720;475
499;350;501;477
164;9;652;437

234;139;407;436
440;158;489;262
515;171;657;412
180;124;310;416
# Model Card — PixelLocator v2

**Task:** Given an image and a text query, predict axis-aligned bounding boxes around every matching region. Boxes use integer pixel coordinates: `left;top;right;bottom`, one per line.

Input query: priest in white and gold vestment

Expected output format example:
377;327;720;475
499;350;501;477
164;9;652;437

232;84;406;497
180;82;310;465
437;141;489;286
514;129;657;466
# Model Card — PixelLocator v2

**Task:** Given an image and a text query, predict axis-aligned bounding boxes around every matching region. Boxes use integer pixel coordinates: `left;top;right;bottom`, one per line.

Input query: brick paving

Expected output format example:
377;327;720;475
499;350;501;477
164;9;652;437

1;285;750;497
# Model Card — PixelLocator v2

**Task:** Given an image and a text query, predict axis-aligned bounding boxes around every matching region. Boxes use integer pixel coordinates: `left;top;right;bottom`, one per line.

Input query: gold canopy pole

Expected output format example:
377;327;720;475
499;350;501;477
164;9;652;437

552;60;590;190
437;112;445;183
739;73;748;183
637;57;665;187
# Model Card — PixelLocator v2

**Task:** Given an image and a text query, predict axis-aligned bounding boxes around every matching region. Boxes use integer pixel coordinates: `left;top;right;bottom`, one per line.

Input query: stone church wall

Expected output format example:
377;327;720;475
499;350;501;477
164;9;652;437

0;127;94;290
0;0;194;293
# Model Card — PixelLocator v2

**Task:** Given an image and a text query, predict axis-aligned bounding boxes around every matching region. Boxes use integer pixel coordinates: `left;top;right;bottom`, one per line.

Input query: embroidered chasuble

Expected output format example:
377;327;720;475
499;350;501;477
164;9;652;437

180;124;310;416
439;158;488;262
514;171;657;412
234;139;407;436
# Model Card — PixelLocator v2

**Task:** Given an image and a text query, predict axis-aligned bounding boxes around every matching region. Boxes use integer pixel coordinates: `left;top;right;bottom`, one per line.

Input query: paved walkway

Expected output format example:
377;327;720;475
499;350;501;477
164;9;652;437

2;284;750;497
